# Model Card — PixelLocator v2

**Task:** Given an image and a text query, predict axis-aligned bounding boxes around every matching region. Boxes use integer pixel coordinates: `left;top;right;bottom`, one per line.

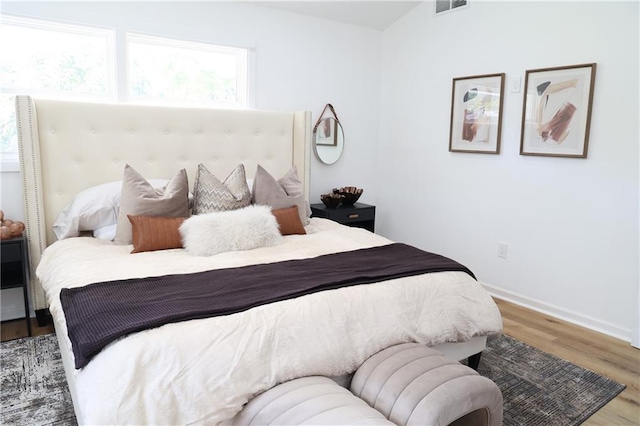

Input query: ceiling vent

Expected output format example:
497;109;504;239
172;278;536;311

435;0;469;15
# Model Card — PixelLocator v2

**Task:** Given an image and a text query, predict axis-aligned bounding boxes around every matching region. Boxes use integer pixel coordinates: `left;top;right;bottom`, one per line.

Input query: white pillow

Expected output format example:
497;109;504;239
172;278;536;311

53;179;168;240
179;205;282;256
93;224;117;241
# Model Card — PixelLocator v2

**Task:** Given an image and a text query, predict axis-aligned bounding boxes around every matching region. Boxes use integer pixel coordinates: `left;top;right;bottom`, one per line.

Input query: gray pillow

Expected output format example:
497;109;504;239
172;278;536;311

192;164;251;215
252;165;309;225
277;166;311;218
114;165;189;245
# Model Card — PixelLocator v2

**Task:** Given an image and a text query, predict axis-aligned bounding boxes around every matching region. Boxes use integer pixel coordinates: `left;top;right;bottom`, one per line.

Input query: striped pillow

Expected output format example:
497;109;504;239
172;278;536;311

192;164;251;214
128;215;185;253
272;206;306;235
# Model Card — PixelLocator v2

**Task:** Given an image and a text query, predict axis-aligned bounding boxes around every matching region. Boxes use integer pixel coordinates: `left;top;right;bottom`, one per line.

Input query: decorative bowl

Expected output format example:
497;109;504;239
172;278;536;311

321;193;345;209
333;186;363;205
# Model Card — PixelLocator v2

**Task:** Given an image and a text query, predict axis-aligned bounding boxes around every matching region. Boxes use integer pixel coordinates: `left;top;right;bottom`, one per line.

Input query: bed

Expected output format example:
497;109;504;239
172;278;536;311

16;95;502;425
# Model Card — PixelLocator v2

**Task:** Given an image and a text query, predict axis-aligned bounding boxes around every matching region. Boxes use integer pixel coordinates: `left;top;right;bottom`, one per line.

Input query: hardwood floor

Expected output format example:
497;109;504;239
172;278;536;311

1;318;53;342
1;302;638;424
495;298;640;425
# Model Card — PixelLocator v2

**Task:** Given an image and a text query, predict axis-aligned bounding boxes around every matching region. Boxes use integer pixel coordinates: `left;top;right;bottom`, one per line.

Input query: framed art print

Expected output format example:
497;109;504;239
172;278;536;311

520;63;596;158
316;118;338;146
449;73;504;154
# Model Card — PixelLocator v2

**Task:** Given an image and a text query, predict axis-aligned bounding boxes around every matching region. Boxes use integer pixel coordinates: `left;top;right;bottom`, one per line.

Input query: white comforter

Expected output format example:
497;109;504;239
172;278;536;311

37;218;502;425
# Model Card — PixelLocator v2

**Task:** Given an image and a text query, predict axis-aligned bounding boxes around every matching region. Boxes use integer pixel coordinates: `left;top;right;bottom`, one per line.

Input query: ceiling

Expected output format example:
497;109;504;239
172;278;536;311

248;1;422;31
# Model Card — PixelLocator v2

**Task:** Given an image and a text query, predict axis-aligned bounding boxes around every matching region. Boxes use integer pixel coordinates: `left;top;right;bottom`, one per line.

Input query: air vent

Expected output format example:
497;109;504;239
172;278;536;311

435;0;469;15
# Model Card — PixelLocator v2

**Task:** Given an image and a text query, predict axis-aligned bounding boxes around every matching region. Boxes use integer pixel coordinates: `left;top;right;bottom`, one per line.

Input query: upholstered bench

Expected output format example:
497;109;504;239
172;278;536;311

231;376;394;425
351;343;503;426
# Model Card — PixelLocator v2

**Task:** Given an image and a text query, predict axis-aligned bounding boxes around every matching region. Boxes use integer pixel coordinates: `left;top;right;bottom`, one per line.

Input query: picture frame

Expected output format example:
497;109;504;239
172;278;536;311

316;117;338;146
449;73;505;154
520;63;596;158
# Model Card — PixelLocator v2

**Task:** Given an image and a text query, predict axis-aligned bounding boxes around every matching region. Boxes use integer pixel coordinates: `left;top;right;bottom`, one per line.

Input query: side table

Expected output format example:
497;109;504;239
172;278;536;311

1;235;32;337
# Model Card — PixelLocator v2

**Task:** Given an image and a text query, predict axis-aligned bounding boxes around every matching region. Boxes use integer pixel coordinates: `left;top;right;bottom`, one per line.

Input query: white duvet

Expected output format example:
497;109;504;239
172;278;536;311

37;218;502;425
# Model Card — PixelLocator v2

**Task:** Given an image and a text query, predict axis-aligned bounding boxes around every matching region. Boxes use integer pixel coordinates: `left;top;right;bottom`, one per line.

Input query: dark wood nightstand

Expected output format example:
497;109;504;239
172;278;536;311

1;235;32;337
310;202;376;232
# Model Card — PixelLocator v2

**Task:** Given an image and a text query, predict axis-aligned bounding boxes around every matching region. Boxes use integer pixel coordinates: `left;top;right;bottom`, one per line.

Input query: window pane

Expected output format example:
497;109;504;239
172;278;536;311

0;17;113;98
0;95;17;153
128;34;247;107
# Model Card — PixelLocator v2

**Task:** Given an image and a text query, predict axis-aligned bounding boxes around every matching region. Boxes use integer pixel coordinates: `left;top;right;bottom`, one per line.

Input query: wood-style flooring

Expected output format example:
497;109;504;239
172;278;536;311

1;317;53;341
1;299;638;424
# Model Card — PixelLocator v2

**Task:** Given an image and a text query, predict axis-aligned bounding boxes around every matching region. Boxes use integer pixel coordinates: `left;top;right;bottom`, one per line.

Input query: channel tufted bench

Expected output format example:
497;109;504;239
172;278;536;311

232;344;502;426
351;343;503;426
231;376;394;425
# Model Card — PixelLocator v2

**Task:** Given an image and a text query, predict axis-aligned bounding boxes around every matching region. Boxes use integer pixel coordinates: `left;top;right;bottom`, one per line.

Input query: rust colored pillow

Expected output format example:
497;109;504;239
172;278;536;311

128;215;185;253
272;206;306;236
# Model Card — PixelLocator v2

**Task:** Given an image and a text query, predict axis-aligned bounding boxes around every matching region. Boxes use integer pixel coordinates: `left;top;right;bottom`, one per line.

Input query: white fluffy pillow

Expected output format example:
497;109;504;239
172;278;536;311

179;205;282;256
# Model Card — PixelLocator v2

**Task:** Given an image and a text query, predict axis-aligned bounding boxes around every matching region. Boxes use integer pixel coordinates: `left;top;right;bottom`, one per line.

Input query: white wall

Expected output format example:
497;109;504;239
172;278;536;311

378;1;639;340
3;2;638;342
0;1;381;319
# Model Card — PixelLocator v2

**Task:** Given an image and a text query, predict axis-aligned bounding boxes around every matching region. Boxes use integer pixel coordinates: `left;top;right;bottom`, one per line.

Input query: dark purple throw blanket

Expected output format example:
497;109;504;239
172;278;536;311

60;243;475;368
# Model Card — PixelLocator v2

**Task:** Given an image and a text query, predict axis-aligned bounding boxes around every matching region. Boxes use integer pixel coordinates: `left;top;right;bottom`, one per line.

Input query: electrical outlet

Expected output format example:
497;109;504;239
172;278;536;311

497;242;508;259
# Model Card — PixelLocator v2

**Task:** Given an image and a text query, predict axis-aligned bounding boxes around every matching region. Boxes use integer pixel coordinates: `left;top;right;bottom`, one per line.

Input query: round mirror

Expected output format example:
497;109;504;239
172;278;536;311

313;117;344;165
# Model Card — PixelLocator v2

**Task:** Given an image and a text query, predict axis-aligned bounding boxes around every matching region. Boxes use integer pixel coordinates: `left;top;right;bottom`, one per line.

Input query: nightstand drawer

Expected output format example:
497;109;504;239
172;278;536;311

330;207;375;224
310;202;376;232
1;241;22;263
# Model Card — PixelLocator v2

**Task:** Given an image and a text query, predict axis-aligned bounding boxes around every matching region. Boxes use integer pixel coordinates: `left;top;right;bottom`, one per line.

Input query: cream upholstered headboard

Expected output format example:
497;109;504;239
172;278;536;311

15;95;311;311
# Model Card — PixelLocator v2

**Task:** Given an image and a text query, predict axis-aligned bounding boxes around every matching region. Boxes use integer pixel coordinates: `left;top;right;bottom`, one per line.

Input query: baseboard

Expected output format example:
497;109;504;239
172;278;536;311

481;282;632;343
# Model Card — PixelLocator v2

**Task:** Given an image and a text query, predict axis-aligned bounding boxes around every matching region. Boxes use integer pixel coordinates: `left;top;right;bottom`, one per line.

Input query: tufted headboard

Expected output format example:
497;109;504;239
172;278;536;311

15;95;311;311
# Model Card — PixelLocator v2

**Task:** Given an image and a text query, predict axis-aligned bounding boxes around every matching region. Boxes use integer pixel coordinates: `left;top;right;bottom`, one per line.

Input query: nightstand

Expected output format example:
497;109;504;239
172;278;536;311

1;235;32;337
310;202;376;232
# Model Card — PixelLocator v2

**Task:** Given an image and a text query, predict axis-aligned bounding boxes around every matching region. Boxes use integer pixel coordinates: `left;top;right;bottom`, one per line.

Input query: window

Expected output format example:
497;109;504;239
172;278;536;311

0;15;114;160
127;33;247;108
0;15;251;165
435;0;469;14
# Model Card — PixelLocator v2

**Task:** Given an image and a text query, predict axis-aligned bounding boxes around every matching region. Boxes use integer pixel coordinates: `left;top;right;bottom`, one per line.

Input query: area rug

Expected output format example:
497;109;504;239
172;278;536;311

1;333;625;426
466;334;626;426
0;334;76;426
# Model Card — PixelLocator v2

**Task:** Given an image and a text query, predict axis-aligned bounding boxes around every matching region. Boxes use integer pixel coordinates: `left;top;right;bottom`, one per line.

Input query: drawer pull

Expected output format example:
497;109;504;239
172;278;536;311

348;214;359;219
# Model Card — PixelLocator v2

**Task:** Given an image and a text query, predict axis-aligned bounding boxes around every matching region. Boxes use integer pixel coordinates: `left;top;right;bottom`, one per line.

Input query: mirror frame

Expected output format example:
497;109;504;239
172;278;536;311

313;117;344;165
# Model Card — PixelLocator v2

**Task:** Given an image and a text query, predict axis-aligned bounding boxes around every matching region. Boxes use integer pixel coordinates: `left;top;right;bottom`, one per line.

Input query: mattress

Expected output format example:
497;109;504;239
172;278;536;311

37;218;503;425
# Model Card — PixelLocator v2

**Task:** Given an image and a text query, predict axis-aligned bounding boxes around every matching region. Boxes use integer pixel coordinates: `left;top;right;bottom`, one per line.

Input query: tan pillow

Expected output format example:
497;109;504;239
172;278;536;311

277;166;311;218
115;165;189;245
252;165;308;225
272;206;307;236
128;215;185;253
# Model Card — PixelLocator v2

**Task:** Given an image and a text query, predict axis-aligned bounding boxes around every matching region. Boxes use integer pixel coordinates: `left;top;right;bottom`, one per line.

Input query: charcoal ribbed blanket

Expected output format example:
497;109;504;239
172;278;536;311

61;243;475;368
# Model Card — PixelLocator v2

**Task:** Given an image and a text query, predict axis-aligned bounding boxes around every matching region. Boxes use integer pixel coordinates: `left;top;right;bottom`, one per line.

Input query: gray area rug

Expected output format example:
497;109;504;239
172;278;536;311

1;333;625;426
467;334;626;426
1;334;76;426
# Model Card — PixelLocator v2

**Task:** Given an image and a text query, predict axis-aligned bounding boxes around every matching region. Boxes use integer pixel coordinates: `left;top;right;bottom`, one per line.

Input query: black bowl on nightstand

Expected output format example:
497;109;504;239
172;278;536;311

320;193;345;209
332;187;363;206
